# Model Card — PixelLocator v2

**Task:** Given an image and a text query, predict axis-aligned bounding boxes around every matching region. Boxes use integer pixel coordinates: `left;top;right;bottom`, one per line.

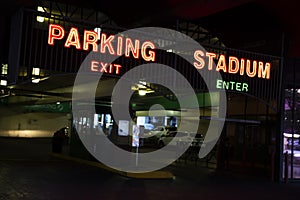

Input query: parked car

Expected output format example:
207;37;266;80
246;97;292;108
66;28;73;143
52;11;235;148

143;126;177;145
144;123;154;130
148;126;177;139
157;131;203;148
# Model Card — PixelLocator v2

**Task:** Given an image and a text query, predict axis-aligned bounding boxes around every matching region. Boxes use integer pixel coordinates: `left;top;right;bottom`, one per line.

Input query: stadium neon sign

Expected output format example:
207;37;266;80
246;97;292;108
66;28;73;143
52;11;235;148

193;51;270;79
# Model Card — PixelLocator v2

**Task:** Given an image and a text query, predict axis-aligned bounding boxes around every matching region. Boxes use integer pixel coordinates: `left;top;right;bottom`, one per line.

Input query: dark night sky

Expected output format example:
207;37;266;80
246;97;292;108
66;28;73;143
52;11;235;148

0;0;300;59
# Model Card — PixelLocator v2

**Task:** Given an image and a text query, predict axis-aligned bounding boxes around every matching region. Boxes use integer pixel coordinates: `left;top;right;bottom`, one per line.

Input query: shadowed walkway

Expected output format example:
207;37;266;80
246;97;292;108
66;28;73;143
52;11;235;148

0;137;299;200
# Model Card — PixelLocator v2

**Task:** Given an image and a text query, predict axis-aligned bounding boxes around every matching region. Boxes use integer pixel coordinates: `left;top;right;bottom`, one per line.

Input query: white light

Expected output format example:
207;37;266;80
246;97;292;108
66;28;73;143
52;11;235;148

0;80;7;86
32;78;40;83
37;6;45;12
294;153;300;158
284;133;300;138
1;64;8;75
94;27;102;40
36;6;45;23
32;67;40;76
36;16;44;23
138;81;147;89
138;90;147;96
56;101;61;105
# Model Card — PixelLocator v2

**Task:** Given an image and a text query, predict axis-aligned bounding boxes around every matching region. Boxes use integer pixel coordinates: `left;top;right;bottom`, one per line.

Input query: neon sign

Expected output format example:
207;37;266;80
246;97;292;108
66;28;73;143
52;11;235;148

216;79;248;92
47;24;271;80
48;24;156;68
194;51;271;79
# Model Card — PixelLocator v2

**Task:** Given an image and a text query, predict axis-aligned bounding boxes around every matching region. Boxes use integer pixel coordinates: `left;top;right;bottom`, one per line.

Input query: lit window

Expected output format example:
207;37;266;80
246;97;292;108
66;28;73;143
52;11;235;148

18;68;28;77
32;67;40;83
0;80;7;86
1;64;8;75
36;6;45;23
32;67;40;76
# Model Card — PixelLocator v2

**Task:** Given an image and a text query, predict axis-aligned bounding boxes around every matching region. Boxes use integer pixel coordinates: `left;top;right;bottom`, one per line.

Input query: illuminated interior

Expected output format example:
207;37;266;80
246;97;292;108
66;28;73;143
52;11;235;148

283;89;300;178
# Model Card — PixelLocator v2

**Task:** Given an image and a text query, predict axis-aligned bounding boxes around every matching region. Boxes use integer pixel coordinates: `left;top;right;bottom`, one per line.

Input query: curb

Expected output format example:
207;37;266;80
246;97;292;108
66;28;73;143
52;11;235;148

49;152;175;180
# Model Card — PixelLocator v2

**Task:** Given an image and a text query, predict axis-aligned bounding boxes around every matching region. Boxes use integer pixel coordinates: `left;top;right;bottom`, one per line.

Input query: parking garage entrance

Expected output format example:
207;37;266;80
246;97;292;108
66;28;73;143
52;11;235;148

2;7;284;180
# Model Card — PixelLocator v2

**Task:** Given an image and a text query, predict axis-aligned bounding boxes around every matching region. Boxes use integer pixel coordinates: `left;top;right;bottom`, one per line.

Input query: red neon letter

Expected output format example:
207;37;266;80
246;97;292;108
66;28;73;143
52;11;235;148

91;60;99;71
100;33;115;55
206;52;217;70
240;58;245;76
114;64;122;74
194;50;205;69
100;62;108;73
125;38;140;59
117;36;123;56
216;54;227;72
109;64;113;73
83;30;98;51
258;62;271;79
48;24;65;45
141;41;155;61
64;27;81;49
228;56;239;74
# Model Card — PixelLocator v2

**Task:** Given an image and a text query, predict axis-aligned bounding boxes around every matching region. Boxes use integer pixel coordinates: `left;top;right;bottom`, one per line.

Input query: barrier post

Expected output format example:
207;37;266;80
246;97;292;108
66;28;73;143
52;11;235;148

284;151;289;183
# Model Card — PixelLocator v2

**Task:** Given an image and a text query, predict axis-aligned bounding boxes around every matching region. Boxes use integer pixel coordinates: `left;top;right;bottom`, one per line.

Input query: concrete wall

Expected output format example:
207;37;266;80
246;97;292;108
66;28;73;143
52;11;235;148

0;112;71;137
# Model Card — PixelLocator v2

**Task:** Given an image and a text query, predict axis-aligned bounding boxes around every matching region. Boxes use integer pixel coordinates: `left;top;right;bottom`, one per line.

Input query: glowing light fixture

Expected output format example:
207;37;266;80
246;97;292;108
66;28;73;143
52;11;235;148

32;78;40;83
94;27;102;40
284;133;300;138
37;6;45;23
295;153;300;158
138;90;147;96
32;67;40;83
0;80;7;86
32;67;40;76
1;64;8;75
132;80;155;96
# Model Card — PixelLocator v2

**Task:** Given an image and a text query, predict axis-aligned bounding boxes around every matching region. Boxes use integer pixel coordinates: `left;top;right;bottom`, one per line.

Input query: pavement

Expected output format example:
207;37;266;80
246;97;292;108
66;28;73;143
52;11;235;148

0;137;300;200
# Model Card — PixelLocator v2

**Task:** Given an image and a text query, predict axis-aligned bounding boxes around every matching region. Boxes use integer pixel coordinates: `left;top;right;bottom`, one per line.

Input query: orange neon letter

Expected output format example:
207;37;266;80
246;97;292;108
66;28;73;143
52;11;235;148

100;33;115;55
83;30;98;51
240;58;245;76
114;64;122;74
228;56;239;74
64;27;81;49
125;38;140;59
117;36;123;56
141;41;156;61
100;62;108;73
246;60;256;78
258;62;271;79
206;52;217;70
48;24;65;45
91;60;99;71
216;54;227;72
194;50;205;69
